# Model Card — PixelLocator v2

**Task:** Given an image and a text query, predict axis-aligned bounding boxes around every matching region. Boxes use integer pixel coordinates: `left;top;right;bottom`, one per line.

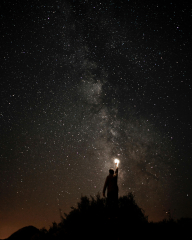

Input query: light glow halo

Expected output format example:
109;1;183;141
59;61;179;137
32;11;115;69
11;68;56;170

114;158;120;167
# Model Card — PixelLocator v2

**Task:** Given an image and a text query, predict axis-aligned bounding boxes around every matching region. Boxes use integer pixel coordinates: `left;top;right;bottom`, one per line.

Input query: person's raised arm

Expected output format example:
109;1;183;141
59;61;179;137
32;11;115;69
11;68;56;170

115;163;118;175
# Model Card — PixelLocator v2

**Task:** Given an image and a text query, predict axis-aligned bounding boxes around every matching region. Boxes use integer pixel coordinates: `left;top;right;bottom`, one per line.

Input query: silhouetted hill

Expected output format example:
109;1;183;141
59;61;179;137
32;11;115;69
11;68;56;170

4;194;192;240
43;193;192;240
5;226;40;240
44;193;149;240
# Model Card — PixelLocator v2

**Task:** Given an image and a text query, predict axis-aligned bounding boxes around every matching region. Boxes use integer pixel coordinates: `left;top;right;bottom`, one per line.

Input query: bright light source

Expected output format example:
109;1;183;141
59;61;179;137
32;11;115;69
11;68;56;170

114;159;120;167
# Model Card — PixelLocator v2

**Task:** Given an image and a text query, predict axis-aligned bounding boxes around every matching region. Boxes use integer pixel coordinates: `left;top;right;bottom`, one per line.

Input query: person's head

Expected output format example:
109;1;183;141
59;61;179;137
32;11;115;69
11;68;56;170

109;168;114;175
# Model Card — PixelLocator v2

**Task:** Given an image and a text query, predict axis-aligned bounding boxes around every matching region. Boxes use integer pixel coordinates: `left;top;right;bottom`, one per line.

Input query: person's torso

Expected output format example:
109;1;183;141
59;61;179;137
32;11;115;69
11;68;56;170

107;175;117;193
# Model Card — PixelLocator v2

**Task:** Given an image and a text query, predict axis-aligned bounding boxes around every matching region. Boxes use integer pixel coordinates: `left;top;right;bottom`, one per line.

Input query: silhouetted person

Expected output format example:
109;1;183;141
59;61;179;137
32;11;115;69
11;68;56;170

103;163;118;216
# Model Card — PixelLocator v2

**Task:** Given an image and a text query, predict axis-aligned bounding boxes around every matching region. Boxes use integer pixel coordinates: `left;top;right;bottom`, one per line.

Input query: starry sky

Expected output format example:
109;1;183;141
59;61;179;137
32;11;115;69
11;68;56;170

1;0;192;238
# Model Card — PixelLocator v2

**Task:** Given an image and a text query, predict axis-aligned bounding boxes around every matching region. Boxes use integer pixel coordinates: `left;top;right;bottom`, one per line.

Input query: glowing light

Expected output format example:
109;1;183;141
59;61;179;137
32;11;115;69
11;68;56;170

114;159;120;167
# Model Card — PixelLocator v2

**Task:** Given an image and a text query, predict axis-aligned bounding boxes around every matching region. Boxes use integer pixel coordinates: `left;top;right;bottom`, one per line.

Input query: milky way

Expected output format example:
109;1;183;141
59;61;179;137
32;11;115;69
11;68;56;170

1;0;192;238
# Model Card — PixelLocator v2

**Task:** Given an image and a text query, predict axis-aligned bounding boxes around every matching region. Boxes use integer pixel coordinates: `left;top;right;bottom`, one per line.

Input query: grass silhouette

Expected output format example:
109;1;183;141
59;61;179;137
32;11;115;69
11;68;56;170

43;192;148;240
42;192;192;240
5;193;192;240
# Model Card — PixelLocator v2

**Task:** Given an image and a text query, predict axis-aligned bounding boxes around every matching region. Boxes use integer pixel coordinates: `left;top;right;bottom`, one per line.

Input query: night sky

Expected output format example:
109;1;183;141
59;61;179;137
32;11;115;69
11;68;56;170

1;0;192;238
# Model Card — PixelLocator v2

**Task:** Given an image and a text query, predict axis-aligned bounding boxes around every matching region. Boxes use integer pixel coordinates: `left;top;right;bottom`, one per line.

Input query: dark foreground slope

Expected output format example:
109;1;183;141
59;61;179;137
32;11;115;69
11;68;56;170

44;193;192;240
4;193;192;240
5;226;40;240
